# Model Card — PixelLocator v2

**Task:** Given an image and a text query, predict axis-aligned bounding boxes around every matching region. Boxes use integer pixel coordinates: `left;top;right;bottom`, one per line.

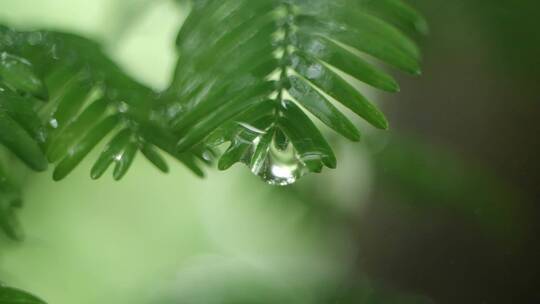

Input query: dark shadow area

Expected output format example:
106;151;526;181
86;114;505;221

355;0;540;303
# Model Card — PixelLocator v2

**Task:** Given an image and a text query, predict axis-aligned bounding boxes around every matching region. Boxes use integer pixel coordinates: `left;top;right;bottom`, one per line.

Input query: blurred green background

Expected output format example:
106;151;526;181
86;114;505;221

0;0;538;303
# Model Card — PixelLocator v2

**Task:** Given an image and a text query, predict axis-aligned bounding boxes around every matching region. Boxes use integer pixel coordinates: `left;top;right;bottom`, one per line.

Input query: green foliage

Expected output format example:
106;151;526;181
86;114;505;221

0;0;425;185
0;1;427;302
0;160;23;241
165;0;426;184
0;285;46;304
0;26;207;182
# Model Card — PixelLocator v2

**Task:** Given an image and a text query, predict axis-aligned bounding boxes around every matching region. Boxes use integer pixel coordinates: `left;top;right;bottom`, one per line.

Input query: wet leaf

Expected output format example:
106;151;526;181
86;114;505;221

167;0;425;184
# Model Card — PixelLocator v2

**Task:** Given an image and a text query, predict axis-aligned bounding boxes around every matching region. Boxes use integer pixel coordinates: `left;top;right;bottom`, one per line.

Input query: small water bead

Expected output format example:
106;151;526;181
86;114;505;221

304;38;326;57
117;101;129;113
166;103;184;119
201;150;215;162
114;153;123;161
49;118;58;129
36;129;47;143
306;63;323;79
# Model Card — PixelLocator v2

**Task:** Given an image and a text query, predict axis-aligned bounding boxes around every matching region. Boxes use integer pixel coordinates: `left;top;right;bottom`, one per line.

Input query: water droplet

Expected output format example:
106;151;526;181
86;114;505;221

114;153;123;161
166;103;184;119
36;129;47;143
201;150;214;162
306;63;323;79
117;101;129;113
49;118;58;129
305;39;326;56
250;136;307;186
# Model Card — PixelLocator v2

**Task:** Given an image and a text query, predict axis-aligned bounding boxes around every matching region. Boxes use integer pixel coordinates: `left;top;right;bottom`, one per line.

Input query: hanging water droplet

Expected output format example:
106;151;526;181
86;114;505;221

249;134;307;186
